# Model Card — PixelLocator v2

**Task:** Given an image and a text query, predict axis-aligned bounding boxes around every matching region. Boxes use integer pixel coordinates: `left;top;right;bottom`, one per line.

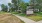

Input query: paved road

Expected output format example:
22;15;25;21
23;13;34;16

13;14;42;23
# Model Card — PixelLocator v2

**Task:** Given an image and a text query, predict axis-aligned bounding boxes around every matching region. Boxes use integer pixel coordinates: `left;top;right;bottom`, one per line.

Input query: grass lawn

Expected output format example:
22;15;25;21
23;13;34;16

19;13;26;17
0;11;9;14
12;12;19;14
26;15;42;22
19;13;42;22
0;13;24;23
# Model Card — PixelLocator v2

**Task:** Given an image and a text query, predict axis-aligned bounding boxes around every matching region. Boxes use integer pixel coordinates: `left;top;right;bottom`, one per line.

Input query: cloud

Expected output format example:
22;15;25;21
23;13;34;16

0;0;11;5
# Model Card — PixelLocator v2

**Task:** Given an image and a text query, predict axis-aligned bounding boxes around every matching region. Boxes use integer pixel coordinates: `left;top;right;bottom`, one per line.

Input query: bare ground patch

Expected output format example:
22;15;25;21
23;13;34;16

0;14;24;23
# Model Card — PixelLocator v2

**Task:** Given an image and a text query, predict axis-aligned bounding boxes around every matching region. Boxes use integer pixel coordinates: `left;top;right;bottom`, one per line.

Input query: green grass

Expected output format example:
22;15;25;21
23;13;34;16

26;16;42;22
19;13;26;17
19;12;42;21
12;12;19;14
26;12;42;21
0;11;7;14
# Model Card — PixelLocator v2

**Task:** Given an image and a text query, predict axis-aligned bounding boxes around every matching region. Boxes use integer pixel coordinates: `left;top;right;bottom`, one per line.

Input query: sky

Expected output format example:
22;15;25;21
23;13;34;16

23;0;30;3
0;0;30;11
0;0;30;5
0;0;11;5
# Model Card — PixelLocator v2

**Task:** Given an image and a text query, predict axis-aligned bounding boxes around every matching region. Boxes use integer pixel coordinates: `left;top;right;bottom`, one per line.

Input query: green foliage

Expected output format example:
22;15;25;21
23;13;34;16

8;3;12;12
11;0;29;13
19;2;29;13
12;0;18;11
1;4;5;8
12;12;19;14
20;2;26;9
30;0;42;12
12;0;18;8
35;12;42;16
19;13;26;17
11;0;28;12
1;4;8;12
0;11;7;14
30;0;42;8
36;0;42;9
36;0;42;3
8;3;12;7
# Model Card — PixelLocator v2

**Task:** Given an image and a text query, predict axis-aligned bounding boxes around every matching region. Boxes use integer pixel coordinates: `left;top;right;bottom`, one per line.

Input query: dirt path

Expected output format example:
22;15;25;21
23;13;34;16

0;13;25;23
0;16;11;20
0;13;11;20
13;14;42;23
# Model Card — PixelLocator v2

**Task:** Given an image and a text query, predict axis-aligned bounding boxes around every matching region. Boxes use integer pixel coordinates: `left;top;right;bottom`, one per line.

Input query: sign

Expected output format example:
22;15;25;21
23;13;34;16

26;11;33;15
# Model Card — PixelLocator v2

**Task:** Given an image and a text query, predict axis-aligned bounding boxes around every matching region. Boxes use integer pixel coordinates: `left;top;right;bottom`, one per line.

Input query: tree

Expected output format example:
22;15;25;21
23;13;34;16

30;0;39;12
36;0;42;12
12;0;17;11
8;3;12;12
30;0;42;12
4;6;8;12
19;2;29;13
1;4;8;12
12;0;22;12
30;0;42;8
8;3;11;8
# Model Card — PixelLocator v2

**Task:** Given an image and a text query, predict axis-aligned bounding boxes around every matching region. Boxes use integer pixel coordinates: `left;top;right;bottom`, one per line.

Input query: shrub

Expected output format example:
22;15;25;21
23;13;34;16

19;13;26;17
12;12;19;14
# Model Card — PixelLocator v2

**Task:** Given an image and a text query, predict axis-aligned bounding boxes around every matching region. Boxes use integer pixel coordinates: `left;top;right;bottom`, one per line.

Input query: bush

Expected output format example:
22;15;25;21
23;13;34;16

19;13;26;17
12;12;19;14
35;12;42;16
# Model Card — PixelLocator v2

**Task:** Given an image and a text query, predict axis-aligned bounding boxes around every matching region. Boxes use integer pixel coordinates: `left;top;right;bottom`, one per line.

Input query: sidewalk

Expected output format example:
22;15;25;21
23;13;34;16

13;14;42;23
